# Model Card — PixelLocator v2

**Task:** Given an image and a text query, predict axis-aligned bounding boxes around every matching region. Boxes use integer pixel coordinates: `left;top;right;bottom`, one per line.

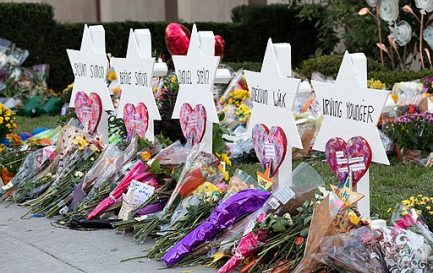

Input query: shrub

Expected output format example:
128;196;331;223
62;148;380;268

0;3;321;91
297;54;383;79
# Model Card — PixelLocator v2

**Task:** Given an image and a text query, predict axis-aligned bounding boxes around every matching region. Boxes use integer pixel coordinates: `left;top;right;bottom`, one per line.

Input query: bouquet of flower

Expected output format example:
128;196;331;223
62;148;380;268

397;195;433;230
0;145;56;200
29;129;103;217
87;160;156;220
314;226;388;273
146;181;225;259
219;71;251;129
0;103;16;139
163;188;271;267
384;112;433;163
293;192;364;273
133;146;223;242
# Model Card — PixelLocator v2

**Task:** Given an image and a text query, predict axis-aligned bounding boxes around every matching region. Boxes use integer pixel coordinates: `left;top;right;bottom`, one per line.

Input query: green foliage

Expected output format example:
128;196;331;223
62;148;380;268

0;3;321;91
369;70;433;88
298;0;384;57
212;113;231;154
297;54;383;79
297;54;433;88
225;61;261;72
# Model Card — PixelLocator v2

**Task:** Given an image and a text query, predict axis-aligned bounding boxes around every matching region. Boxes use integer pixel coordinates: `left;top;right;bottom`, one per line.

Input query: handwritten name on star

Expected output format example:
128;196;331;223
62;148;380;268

118;70;149;86
250;85;287;108
73;62;105;79
321;98;375;124
177;68;210;85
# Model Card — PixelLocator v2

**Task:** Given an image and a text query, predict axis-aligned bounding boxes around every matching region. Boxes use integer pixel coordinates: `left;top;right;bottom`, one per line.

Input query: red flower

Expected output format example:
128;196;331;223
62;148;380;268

294;236;304;246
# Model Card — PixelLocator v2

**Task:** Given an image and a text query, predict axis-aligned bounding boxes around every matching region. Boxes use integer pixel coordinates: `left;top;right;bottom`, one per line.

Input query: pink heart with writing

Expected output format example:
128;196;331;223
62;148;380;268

179;103;206;146
123;103;149;138
74;91;102;133
252;124;287;177
325;136;372;184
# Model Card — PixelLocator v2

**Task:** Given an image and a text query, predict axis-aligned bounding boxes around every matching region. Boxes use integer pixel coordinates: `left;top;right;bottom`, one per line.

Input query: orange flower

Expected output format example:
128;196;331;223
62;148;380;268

294;236;305;246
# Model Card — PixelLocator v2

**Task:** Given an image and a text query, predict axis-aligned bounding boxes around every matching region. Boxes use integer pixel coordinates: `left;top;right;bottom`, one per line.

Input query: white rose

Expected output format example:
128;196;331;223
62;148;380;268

366;0;378;8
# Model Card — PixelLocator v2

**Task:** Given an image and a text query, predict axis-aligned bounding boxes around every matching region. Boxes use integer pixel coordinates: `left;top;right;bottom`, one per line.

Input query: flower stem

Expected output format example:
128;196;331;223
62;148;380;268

421;13;425;69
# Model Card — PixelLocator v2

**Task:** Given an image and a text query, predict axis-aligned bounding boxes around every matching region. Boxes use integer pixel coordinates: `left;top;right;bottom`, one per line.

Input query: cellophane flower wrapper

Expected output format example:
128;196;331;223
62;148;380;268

221;169;260;203
162;188;271;267
293;192;354;273
135;200;165;216
376;224;432;272
199;162;324;259
165;182;224;232
392;204;433;248
314;226;388;273
87;161;152;220
218;213;268;273
154;140;190;167
165;144;222;209
0;145;55;197
68;144;124;212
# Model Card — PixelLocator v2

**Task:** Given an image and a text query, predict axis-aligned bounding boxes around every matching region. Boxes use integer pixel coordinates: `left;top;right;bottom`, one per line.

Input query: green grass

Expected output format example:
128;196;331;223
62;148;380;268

14;115;433;221
15;115;61;134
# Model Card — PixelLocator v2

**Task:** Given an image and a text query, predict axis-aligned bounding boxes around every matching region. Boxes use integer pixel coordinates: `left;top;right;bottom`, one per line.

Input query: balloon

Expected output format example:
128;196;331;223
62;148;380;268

165;23;191;55
214;35;225;58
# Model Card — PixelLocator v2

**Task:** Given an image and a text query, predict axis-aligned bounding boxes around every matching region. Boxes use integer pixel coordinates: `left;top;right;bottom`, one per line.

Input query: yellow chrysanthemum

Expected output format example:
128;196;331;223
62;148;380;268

72;135;89;150
107;70;117;81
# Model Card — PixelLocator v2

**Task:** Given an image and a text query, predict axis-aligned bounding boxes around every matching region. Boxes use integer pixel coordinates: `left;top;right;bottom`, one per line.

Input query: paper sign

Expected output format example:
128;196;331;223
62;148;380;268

312;51;390;165
118;180;155;220
111;29;161;142
67;25;114;111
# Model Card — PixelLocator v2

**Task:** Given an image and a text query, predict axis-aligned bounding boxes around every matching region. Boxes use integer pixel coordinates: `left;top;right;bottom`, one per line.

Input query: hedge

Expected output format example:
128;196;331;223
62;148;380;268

0;3;322;91
297;54;433;88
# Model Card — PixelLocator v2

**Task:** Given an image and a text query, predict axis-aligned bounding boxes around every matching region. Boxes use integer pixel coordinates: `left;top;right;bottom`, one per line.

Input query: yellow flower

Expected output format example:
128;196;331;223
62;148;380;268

426;206;431;210
6;133;23;148
140;151;152;161
107;70;117;81
72;135;88;150
216;153;232;167
402;200;411;206
170;75;177;83
0;144;5;153
367;79;386;90
349;212;360;225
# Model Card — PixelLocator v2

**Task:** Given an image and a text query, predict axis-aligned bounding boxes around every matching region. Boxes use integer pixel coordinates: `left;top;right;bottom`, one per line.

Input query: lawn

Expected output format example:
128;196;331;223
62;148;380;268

15;114;433;221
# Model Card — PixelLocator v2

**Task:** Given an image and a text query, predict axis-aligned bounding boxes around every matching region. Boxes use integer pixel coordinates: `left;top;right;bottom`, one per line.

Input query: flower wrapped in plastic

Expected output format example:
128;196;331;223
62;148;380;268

165;145;223;209
162;188;271;267
376;224;432;272
67;144;125;212
314;226;388;273
0;145;55;198
293;192;363;273
87;160;155;220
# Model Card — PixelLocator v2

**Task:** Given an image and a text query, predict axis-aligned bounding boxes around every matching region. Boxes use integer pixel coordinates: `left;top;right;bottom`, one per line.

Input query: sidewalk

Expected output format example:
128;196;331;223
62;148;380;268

0;203;215;273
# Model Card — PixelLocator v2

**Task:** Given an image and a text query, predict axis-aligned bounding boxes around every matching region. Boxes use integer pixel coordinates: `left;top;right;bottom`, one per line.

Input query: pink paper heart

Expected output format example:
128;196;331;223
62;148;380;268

179;103;207;145
252;124;288;177
325;136;372;184
74;91;102;133
123;103;149;138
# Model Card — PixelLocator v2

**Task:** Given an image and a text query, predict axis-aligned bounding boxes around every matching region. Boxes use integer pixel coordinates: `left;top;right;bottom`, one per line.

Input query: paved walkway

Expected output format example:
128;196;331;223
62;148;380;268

0;203;215;273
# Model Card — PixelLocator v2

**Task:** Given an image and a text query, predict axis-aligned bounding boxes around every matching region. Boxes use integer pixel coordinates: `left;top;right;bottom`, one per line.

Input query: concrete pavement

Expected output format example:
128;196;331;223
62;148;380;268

0;203;215;273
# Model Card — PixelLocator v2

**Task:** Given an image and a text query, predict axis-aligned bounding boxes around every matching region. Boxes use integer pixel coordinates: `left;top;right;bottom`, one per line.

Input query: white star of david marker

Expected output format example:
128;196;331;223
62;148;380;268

67;25;114;111
312;51;390;165
171;24;219;123
111;29;161;141
246;38;303;149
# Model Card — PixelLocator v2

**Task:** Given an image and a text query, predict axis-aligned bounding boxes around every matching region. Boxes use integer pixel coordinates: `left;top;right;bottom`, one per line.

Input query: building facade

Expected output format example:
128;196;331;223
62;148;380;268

0;0;288;23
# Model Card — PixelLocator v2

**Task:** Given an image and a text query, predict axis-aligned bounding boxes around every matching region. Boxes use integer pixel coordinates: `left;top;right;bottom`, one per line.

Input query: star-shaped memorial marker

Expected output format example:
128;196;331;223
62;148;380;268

111;29;161;141
171;24;219;124
246;39;303;185
67;25;114;111
312;51;390;165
